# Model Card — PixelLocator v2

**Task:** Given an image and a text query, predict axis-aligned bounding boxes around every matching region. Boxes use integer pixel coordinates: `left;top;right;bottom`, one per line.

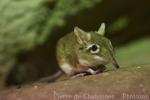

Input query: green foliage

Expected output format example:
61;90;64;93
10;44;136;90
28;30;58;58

0;0;47;64
109;16;129;32
0;0;101;64
42;0;101;41
116;38;150;66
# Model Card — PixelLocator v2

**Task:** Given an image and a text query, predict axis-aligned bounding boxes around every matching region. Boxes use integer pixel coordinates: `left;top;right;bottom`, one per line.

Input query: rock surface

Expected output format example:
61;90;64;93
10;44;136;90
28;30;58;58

0;65;150;100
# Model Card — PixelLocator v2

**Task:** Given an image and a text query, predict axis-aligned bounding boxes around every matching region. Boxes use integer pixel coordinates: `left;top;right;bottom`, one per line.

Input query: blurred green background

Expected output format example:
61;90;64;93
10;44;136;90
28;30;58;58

0;0;149;88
